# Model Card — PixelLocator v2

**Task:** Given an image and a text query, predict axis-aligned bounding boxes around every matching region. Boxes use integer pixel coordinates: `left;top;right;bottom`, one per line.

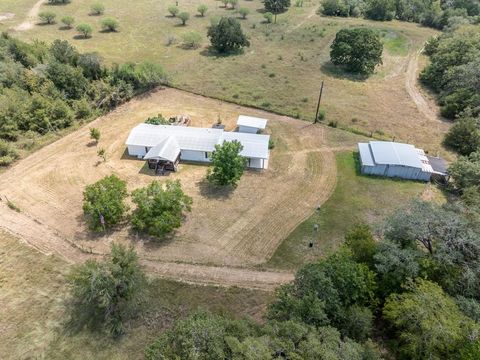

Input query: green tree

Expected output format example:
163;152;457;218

364;0;396;20
168;5;179;17
207;17;250;53
449;151;480;190
38;11;57;24
178;12;190;25
90;2;105;15
76;23;93;38
131;180;192;238
144;114;169;125
228;0;238;9
89;127;101;143
101;17;119;32
345;223;377;267
50;39;79;65
383;279;475;360
444;116;480;155
264;0;291;13
321;0;351;16
207;140;247;186
82;174;128;231
68;243;146;335
61;16;75;29
330;28;383;74
238;7;250;19
181;31;202;49
46;61;89;99
197;4;208;16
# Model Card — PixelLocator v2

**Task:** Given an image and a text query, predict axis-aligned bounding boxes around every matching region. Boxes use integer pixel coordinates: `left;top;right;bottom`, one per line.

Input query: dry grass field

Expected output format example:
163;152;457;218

1;0;450;154
0;88;342;270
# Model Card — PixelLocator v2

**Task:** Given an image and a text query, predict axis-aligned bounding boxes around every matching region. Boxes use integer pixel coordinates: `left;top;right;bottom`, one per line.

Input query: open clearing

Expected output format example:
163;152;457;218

0;88;343;276
2;0;450;153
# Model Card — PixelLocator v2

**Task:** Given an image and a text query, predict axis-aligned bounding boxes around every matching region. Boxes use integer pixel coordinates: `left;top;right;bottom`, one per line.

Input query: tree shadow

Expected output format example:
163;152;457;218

197;178;234;200
73;35;91;40
58;25;73;31
320;61;369;82
199;46;245;58
99;29;119;34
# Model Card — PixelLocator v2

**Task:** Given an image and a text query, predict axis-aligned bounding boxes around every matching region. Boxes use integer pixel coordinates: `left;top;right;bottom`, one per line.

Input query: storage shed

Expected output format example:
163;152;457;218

358;141;446;182
237;115;268;134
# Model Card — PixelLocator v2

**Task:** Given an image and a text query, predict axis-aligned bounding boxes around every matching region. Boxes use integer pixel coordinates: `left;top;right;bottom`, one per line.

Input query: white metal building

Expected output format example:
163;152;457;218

126;123;270;169
358;141;446;181
237;115;268;134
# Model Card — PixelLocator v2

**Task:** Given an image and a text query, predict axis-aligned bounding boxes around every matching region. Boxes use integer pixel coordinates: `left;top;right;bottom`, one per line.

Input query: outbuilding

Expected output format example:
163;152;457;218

358;141;447;182
237;115;268;134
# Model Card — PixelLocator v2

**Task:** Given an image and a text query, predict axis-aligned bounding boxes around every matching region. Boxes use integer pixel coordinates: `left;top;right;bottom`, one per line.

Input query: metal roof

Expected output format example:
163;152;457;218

358;143;375;166
369;141;423;169
126;123;270;159
144;136;180;162
237;115;268;129
222;132;270;159
126;123;223;152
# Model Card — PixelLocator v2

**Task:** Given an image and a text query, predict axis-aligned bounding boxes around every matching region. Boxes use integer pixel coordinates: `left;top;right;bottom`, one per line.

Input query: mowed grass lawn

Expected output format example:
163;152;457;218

2;0;447;153
266;151;443;270
0;231;272;359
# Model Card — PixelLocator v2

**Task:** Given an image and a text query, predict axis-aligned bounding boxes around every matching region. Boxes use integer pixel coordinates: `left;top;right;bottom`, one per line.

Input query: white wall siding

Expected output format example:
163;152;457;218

361;164;431;181
248;158;267;169
181;150;211;162
238;125;259;134
128;145;148;157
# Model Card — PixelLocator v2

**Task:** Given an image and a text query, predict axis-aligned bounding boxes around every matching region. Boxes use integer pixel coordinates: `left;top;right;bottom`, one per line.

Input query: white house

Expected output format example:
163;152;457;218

237;115;268;134
358;141;447;182
126;123;270;170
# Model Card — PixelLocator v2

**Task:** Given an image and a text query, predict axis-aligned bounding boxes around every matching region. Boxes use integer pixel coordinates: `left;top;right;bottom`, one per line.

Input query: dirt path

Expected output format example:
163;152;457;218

405;49;441;123
12;0;44;31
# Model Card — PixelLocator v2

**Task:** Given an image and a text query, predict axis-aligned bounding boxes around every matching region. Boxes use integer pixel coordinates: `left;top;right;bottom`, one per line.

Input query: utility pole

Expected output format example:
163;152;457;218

314;81;324;123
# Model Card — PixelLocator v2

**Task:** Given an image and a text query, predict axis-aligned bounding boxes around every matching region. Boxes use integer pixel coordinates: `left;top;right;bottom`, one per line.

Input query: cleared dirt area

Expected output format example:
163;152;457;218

0;88;339;284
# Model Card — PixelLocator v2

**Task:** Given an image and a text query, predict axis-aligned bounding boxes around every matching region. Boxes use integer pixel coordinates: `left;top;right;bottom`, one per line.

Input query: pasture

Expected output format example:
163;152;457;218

1;0;450;153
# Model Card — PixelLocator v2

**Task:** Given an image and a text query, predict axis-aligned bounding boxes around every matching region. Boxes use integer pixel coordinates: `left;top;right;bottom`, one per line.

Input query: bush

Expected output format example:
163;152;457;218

207;17;250;53
82;174;128;231
101;17;119;32
76;23;93;38
131;180;192;238
316;107;326;121
89;127;101;142
330;28;383;74
68;243;146;335
178;12;190;25
168;5;179;17
364;0;395;21
0;140;19;167
197;4;208;16
443;116;480;156
38;11;57;24
264;12;273;23
181;31;202;49
145;114;169;125
227;0;238;9
321;0;351;17
90;2;105;15
238;7;250;19
61;16;75;29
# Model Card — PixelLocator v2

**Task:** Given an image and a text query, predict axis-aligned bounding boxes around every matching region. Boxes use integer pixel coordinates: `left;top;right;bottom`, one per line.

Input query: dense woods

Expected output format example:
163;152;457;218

0;34;166;167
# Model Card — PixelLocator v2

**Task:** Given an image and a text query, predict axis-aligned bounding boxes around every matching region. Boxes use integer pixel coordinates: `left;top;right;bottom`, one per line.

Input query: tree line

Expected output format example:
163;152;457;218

320;0;480;29
0;35;166;167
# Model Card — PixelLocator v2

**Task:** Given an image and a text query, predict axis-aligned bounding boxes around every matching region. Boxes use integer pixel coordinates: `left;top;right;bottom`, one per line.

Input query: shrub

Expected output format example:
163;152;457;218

101;17;119;32
131;180;192;238
6;199;21;212
227;0;238;9
145;114;169;125
264;12;273;23
61;16;75;29
207;17;250;53
89;127;101;143
178;12;190;25
38;11;57;24
181;31;202;49
76;23;93;38
168;5;179;17
197;4;208;16
165;35;177;46
364;0;395;21
443;116;480;156
0;140;19;167
316;107;326;121
238;7;250;19
82;174;128;231
264;0;291;13
90;2;105;15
